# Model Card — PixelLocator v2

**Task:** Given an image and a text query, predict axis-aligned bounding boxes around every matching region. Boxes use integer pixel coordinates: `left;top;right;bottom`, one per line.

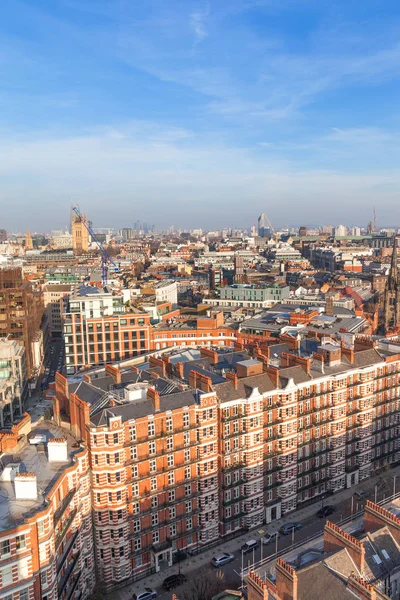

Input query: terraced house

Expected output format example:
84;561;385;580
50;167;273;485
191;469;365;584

50;334;400;589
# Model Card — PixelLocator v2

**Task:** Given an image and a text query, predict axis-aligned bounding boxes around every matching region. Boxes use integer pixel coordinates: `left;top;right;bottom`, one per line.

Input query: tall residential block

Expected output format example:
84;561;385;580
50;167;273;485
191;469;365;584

0;268;44;379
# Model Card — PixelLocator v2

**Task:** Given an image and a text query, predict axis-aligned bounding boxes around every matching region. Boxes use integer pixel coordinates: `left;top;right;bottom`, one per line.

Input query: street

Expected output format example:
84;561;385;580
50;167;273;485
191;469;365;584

110;476;399;600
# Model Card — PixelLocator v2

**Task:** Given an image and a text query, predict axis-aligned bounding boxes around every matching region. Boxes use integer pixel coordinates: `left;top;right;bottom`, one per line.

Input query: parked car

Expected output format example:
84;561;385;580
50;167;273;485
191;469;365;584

241;539;259;554
261;531;280;545
133;589;157;600
279;523;302;535
162;574;187;591
354;490;369;500
211;553;235;567
316;505;335;518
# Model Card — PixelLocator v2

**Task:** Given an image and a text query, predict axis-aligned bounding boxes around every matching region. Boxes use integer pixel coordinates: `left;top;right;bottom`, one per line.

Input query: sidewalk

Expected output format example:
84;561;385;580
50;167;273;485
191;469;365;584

107;465;400;599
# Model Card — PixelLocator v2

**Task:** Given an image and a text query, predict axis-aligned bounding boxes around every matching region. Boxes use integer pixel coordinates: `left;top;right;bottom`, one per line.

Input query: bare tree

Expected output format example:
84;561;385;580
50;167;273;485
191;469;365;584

376;464;393;497
182;569;226;600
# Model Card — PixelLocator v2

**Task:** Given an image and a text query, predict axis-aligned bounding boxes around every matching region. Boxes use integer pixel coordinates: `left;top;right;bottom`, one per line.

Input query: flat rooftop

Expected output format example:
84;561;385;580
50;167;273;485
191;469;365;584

0;422;82;532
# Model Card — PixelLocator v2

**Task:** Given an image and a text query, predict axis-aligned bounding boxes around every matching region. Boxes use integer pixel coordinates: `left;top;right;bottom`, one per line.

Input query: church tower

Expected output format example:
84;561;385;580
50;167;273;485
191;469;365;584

382;236;400;332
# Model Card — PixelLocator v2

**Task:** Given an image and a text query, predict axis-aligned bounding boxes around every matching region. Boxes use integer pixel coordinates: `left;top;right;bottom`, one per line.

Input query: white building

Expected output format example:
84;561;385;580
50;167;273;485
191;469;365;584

0;338;27;426
155;280;178;306
50;229;73;249
335;224;348;237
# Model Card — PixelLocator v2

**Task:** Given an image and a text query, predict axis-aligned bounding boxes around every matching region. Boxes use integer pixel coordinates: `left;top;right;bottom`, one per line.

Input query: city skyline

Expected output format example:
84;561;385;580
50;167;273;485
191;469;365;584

1;0;400;229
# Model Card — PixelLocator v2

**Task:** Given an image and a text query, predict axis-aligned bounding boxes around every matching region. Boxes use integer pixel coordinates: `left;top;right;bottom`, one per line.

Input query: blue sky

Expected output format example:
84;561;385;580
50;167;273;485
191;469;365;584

1;0;400;231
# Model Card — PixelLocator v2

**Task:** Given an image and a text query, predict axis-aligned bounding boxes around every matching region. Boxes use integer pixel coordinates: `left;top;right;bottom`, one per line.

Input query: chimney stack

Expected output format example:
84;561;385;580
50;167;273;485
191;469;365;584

275;557;298;600
147;387;160;412
48;438;68;462
15;473;37;500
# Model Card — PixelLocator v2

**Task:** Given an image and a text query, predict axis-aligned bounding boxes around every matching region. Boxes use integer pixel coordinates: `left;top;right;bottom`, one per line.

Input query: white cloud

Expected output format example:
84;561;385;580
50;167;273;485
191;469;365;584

190;4;210;44
0;121;399;230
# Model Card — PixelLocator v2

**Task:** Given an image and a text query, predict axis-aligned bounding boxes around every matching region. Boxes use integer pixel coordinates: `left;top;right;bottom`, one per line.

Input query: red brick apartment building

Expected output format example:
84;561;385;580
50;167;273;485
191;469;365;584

0;414;95;600
52;336;400;590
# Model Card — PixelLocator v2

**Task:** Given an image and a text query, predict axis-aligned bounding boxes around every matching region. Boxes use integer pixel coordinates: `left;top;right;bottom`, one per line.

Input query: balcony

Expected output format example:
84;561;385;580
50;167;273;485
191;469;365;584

58;550;80;597
57;530;79;575
55;509;77;552
54;488;76;525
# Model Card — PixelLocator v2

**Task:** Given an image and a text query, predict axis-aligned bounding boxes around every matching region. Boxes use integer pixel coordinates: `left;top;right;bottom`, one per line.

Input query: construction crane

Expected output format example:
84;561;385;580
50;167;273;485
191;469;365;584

264;212;280;243
72;205;119;285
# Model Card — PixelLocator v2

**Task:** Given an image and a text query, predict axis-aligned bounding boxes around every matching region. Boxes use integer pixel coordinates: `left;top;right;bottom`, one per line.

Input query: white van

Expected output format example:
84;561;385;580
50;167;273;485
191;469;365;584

241;539;259;554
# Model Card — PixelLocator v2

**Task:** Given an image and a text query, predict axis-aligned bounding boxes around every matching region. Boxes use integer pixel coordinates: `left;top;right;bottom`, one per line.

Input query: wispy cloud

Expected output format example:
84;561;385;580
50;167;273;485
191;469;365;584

190;4;210;45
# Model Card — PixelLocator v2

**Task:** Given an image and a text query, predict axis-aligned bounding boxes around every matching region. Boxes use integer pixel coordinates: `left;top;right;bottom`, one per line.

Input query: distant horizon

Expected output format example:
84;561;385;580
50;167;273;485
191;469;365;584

4;221;400;237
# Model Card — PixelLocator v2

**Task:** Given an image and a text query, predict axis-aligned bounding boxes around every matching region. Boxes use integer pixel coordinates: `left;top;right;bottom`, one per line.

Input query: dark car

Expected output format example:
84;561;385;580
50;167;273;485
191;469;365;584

163;573;187;591
279;522;302;535
316;505;335;518
354;490;369;500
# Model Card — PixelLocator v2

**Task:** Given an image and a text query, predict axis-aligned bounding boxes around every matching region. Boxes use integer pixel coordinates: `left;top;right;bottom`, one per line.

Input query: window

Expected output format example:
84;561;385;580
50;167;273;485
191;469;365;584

184;449;190;462
130;426;137;442
113;433;119;444
132;465;138;478
149;441;156;455
132;483;139;497
119;546;124;557
134;538;141;551
133;520;140;533
186;518;192;531
148;421;155;437
166;417;173;432
151;496;158;509
186;500;192;512
1;540;10;556
169;524;176;537
169;506;176;519
2;565;12;586
168;472;174;486
166;436;174;451
184;432;190;446
167;454;174;468
152;514;158;526
37;521;45;536
185;466;191;479
132;501;140;515
183;413;190;428
149;459;156;473
150;477;157;492
152;530;159;544
168;490;175;502
19;590;29;600
185;484;191;496
16;535;26;551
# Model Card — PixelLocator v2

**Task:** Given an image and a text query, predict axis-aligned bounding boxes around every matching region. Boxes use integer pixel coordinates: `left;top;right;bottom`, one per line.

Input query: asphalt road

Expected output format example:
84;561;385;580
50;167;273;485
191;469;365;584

144;493;372;600
41;338;64;392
